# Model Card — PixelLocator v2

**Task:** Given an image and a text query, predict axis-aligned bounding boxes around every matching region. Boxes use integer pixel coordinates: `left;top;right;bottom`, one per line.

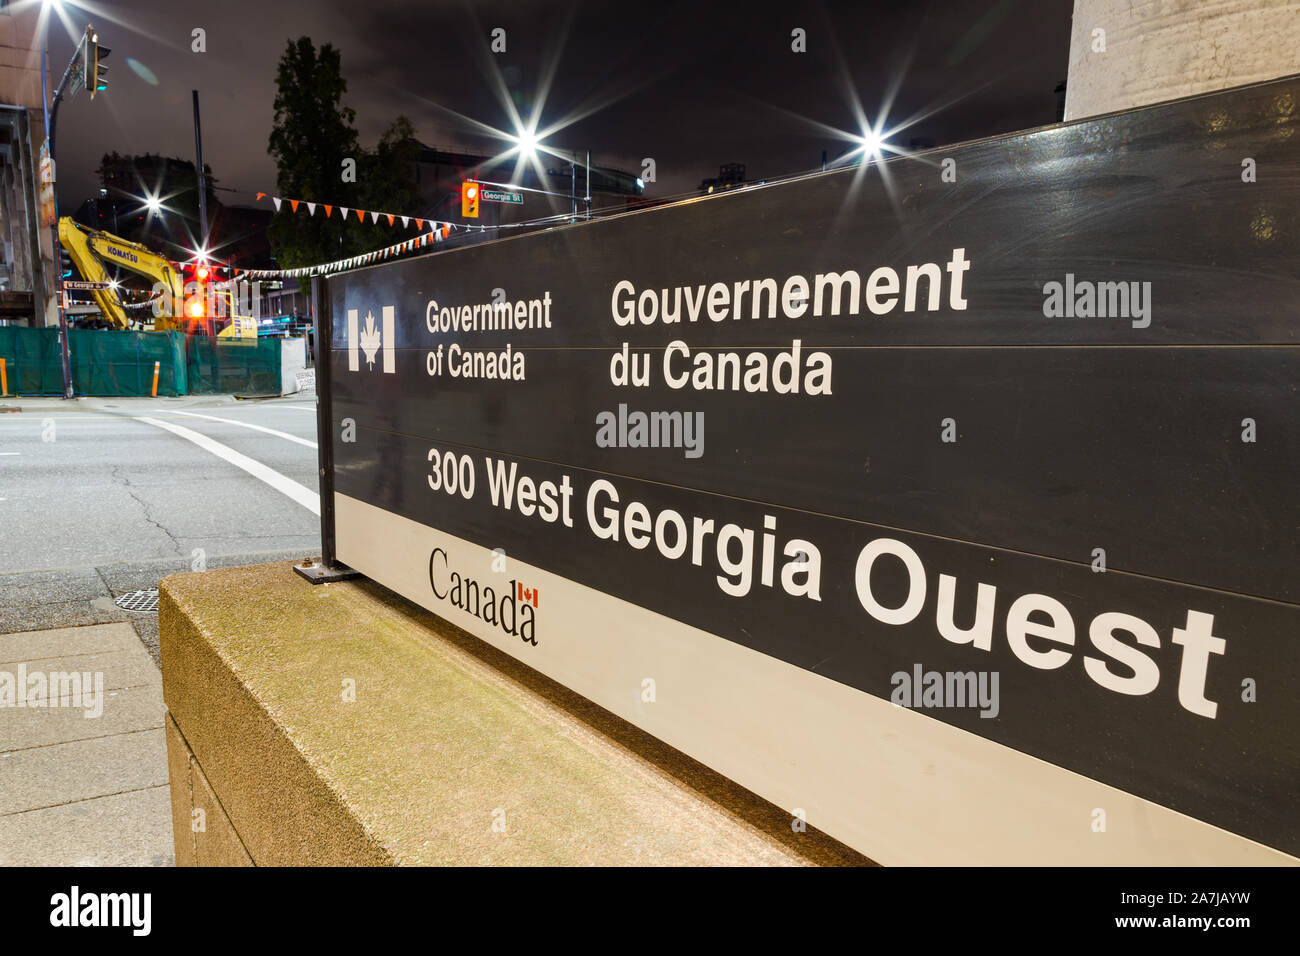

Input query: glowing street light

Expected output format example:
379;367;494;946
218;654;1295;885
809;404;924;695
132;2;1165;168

512;126;540;158
852;123;890;164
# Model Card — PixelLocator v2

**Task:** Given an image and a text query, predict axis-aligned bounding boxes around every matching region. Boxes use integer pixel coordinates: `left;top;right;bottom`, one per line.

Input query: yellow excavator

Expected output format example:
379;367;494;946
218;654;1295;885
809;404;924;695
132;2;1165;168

57;217;255;338
58;217;185;331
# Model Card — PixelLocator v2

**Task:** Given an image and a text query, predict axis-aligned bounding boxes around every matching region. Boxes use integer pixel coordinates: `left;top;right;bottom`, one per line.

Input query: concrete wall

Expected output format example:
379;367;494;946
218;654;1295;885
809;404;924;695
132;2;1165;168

1066;0;1300;120
0;3;53;326
0;3;46;111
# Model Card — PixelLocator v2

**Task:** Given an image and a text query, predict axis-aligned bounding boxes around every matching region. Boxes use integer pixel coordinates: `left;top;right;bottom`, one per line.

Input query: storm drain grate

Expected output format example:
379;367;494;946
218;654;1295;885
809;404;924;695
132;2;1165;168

115;588;159;613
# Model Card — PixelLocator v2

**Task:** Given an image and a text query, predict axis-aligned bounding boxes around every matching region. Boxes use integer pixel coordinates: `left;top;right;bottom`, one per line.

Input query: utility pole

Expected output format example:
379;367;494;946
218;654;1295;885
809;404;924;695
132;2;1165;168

569;150;592;222
192;91;210;248
192;91;214;338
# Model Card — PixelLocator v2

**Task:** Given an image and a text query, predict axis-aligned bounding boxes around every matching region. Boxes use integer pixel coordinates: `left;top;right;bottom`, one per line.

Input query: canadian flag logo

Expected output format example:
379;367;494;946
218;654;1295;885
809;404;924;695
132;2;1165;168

517;583;539;608
347;307;395;373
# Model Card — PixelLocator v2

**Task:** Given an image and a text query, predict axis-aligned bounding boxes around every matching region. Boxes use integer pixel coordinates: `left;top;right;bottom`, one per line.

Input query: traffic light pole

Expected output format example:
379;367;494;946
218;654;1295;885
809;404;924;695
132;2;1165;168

43;35;83;399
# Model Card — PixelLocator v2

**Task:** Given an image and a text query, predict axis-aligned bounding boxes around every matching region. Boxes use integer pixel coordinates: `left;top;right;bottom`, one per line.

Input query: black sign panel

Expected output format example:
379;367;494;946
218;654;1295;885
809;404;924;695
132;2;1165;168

327;77;1300;857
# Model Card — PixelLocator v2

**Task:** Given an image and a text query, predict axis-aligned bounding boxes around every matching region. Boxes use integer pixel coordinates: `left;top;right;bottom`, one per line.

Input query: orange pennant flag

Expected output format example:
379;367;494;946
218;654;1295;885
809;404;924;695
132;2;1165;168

386;214;395;227
441;224;451;238
356;209;365;222
290;199;300;213
324;205;333;218
256;192;266;201
415;219;423;230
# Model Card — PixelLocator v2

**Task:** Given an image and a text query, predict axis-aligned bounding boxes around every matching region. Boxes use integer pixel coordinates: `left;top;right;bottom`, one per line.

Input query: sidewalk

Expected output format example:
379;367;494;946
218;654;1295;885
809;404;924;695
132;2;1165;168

0;622;172;866
0;392;315;414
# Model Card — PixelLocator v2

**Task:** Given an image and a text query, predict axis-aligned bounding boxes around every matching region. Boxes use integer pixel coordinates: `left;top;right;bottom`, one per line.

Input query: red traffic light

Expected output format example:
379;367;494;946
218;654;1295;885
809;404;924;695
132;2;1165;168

461;181;479;218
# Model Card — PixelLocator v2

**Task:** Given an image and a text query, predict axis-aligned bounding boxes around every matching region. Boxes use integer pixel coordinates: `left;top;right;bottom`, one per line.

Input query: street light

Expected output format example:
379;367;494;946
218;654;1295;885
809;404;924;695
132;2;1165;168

854;124;888;164
513;127;539;158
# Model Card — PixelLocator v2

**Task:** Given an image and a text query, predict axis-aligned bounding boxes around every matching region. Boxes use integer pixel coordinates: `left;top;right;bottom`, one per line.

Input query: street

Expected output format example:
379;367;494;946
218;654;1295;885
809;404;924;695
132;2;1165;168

0;395;322;661
0;394;321;866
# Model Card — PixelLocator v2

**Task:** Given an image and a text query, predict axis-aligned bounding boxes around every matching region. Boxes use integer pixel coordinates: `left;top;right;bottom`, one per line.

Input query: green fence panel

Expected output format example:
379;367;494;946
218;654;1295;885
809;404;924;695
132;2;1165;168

0;327;280;396
66;329;186;397
0;326;62;395
186;336;282;395
0;327;189;397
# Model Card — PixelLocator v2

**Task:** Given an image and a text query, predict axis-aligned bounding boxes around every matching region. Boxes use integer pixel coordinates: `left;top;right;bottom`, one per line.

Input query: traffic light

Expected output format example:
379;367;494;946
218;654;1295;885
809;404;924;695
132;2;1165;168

85;30;110;100
59;247;74;280
461;181;479;218
183;262;208;327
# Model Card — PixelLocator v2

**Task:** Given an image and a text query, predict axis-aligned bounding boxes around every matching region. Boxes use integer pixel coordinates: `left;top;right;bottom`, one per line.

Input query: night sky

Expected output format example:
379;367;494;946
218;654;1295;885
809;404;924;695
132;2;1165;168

49;0;1075;211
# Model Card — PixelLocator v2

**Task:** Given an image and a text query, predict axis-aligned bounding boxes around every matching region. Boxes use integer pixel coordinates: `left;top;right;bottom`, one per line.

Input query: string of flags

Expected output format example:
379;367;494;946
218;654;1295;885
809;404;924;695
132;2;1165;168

232;191;458;279
254;191;443;233
235;225;455;280
240;188;576;280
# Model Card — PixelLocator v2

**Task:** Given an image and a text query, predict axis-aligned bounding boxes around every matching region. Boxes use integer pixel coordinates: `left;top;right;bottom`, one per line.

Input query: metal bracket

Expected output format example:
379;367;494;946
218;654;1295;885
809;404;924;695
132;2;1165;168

292;558;362;585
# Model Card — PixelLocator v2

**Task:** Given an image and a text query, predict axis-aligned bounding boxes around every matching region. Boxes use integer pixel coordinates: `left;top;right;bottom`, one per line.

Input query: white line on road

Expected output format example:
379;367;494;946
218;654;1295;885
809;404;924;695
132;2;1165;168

170;410;317;448
282;405;318;411
135;417;320;515
0;452;19;456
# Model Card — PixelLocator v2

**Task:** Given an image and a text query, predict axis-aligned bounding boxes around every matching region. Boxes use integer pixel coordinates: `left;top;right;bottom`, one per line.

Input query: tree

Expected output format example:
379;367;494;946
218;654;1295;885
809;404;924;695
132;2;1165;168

267;38;424;270
267;37;359;268
353;116;421;251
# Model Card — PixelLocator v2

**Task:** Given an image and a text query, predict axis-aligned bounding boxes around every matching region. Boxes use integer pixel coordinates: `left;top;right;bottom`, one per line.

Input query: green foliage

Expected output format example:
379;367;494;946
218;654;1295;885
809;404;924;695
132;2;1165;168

267;37;422;270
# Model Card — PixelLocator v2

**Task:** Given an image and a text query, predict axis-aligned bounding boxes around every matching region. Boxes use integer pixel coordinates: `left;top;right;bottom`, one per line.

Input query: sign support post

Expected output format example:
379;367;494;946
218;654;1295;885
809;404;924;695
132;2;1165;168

295;275;360;584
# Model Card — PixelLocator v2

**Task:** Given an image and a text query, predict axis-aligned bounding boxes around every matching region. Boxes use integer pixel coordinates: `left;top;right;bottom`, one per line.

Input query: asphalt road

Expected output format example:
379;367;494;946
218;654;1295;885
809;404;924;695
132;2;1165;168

0;395;323;662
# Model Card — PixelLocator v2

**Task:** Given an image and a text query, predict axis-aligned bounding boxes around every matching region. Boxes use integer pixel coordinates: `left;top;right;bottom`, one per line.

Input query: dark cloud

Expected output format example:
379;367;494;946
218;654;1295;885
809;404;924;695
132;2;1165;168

52;0;1073;211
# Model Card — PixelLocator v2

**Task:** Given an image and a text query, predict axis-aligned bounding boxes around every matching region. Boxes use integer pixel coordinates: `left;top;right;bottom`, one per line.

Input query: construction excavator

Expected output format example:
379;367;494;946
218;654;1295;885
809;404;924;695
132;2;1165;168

57;217;255;337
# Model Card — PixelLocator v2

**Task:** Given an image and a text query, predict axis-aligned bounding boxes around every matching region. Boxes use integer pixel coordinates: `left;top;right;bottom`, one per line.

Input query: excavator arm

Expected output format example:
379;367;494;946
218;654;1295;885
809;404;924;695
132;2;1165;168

57;218;185;330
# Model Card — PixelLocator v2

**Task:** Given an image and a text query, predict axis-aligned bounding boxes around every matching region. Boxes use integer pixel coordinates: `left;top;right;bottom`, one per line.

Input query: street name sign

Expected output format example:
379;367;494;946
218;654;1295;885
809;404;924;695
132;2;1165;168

480;189;523;204
63;280;112;291
319;77;1300;864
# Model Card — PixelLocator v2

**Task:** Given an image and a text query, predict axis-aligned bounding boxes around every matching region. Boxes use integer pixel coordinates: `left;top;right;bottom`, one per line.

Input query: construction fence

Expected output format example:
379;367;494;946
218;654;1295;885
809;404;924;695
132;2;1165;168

0;327;308;398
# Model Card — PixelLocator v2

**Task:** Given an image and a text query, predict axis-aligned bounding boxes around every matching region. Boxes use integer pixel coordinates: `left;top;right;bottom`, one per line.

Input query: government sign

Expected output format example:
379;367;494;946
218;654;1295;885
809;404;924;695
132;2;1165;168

314;77;1300;864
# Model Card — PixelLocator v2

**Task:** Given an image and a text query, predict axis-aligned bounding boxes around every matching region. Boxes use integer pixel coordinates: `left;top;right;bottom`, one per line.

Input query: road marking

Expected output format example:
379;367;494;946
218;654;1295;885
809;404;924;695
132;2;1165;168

0;452;18;456
170;410;317;448
136;417;320;515
282;405;318;411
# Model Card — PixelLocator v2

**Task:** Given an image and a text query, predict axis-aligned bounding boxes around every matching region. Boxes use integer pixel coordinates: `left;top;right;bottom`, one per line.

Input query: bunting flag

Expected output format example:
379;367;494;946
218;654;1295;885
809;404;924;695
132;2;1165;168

253;191;450;240
240;224;454;281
